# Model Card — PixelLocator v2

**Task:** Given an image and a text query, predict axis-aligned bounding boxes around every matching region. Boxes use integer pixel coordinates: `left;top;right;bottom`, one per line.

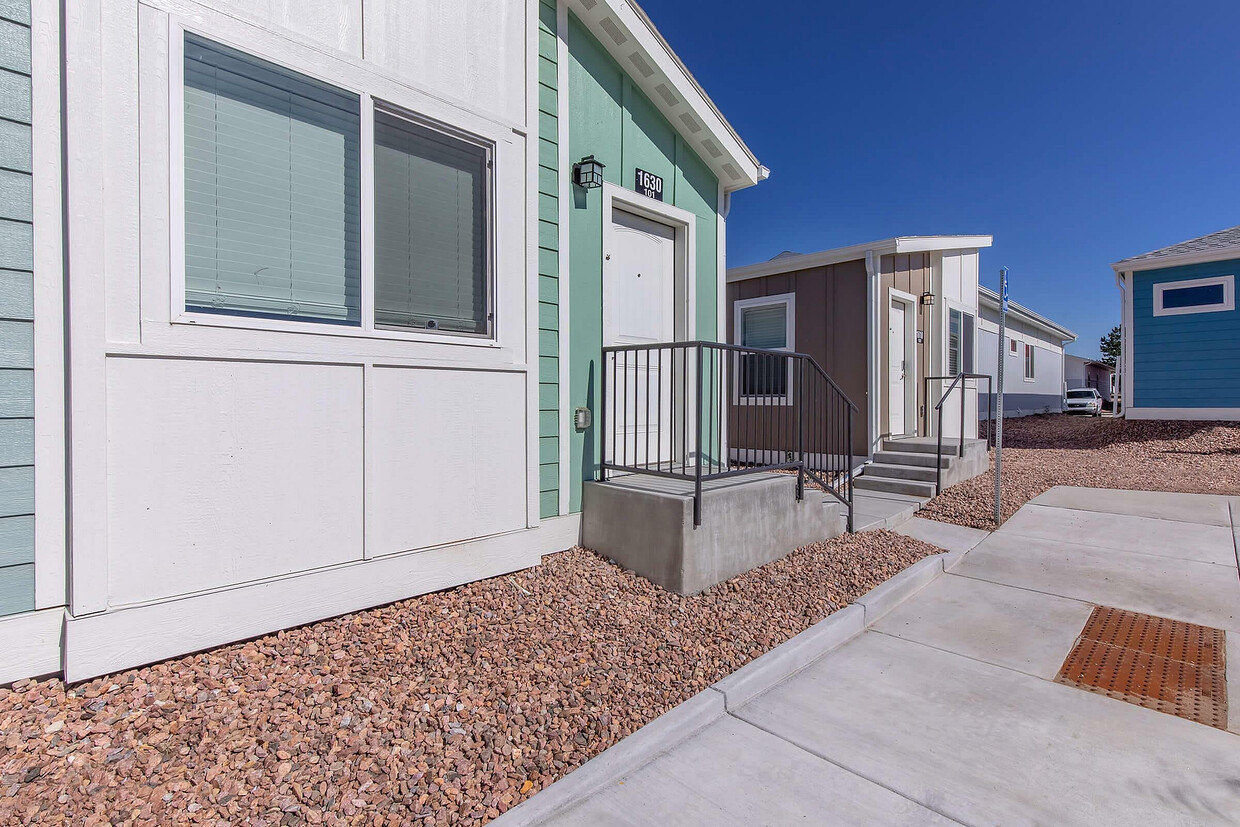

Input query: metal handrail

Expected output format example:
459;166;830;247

925;373;993;495
600;341;858;531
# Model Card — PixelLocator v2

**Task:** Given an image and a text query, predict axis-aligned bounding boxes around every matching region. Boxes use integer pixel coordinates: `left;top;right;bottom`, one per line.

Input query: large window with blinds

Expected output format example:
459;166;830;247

181;34;495;339
373;110;492;335
184;34;362;324
734;294;795;401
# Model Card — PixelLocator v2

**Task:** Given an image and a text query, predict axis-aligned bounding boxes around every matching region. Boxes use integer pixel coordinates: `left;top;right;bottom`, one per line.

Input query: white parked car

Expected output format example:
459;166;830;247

1065;388;1103;416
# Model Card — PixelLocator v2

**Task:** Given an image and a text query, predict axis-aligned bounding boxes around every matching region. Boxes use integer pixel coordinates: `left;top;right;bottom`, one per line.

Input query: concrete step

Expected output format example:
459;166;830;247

863;463;939;483
853;476;937;498
882;438;973;455
873;450;951;469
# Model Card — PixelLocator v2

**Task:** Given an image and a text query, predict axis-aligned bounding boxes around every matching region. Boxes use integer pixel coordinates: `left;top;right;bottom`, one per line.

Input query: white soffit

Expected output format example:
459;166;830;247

570;0;765;190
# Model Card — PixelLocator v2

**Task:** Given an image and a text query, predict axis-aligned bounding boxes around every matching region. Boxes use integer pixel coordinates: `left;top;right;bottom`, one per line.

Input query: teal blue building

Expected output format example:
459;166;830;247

1113;226;1240;420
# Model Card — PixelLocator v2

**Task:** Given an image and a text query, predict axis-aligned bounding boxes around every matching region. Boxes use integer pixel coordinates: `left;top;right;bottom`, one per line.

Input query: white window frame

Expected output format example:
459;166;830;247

168;23;501;347
1152;275;1235;317
1009;337;1018;356
733;292;795;405
1024;343;1036;382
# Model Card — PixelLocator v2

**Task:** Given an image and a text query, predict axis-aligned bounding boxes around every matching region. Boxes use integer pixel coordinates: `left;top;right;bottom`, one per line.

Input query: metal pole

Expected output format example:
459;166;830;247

694;343;704;527
994;268;1007;526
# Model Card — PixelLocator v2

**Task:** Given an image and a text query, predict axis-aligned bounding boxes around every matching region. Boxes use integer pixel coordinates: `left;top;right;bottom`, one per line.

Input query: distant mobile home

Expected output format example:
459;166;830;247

1064;355;1115;404
976;286;1076;418
1113;225;1240;420
0;0;765;683
726;236;992;458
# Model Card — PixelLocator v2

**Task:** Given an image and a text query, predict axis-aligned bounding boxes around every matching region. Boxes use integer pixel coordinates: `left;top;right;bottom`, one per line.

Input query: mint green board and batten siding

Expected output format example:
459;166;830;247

0;0;33;618
536;0;561;518
565;12;719;513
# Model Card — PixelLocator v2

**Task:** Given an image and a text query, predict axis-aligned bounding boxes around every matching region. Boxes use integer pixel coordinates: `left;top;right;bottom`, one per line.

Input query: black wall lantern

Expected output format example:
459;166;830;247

573;155;606;189
920;291;935;307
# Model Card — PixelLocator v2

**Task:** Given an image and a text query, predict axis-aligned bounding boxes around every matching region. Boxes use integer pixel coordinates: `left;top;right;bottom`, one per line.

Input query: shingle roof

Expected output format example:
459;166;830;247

1115;224;1240;265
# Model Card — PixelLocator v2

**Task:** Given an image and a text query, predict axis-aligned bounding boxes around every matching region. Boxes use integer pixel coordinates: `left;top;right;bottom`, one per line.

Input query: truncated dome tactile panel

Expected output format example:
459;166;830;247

1056;606;1228;729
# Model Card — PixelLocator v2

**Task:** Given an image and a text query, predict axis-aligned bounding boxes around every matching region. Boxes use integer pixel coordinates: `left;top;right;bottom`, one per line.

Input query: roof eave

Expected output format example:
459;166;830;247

727;235;993;283
978;287;1077;342
571;0;764;191
1111;244;1240;273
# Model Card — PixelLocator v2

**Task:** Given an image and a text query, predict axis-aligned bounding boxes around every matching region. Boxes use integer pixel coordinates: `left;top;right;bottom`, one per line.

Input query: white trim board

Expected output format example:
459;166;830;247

1152;275;1235;317
31;0;67;609
1124;408;1240;422
0;608;64;685
62;515;581;682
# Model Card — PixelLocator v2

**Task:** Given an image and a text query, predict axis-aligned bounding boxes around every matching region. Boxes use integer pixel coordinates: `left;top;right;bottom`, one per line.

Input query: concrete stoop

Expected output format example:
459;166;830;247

854;436;989;499
492;547;965;827
582;472;846;595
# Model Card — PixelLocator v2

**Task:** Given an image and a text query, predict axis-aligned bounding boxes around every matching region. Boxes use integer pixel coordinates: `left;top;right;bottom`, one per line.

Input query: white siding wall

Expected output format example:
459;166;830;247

977;305;1067;417
936;250;980;439
55;0;561;680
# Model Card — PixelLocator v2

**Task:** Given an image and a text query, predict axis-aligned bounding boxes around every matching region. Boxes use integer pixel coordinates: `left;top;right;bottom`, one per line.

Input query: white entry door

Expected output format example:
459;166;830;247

889;298;908;436
604;209;676;468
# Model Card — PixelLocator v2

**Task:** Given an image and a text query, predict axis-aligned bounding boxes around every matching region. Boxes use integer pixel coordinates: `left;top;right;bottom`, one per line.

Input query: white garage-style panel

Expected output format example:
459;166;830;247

105;358;365;606
367;366;527;556
362;0;525;126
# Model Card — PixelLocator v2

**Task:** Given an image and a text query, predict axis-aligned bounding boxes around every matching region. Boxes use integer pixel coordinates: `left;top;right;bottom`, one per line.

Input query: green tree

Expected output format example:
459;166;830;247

1099;325;1121;367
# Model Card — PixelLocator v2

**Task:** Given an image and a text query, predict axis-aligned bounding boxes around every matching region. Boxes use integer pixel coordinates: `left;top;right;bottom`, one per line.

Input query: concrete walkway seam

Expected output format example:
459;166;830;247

495;549;953;824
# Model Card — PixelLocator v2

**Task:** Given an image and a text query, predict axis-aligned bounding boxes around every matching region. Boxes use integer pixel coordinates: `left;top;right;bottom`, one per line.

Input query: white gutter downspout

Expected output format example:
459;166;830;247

1115;269;1129;416
865;250;881;457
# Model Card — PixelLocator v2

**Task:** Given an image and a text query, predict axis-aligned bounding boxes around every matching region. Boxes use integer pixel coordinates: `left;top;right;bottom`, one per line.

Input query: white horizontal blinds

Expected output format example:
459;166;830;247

948;309;961;376
741;304;787;349
184;34;361;324
741;303;788;396
373;110;490;335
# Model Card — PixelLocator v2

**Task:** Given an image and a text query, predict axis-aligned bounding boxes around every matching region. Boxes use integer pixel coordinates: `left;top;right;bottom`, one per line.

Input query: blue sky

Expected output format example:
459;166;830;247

642;0;1240;358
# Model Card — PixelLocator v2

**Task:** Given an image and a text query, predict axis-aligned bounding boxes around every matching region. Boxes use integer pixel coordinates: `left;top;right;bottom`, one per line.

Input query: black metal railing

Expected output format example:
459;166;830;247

600;341;857;531
925;373;992;495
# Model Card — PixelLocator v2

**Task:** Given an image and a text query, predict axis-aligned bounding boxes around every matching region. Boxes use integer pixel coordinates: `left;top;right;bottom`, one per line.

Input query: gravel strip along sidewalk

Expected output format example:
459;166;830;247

0;531;937;826
920;415;1240;530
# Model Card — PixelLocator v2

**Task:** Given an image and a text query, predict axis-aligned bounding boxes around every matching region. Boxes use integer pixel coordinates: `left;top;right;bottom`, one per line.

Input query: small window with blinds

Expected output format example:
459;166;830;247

734;294;795;401
183;34;362;324
373;108;493;336
948;308;975;376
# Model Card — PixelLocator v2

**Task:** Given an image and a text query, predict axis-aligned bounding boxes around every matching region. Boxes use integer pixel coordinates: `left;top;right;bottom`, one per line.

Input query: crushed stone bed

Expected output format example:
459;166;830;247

920;415;1240;530
0;530;937;826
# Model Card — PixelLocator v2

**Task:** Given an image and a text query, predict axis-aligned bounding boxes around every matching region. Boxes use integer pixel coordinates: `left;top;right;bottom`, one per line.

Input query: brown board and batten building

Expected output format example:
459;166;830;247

726;236;992;460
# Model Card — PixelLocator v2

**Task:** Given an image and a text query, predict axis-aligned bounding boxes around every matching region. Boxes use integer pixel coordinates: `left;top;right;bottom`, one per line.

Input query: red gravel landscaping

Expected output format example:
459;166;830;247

0;530;937;826
920;414;1240;530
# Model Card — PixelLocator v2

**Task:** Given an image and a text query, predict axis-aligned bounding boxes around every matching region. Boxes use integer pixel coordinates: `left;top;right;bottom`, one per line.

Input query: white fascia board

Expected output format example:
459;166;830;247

569;0;763;190
727;235;993;283
893;235;992;254
1111;244;1240;274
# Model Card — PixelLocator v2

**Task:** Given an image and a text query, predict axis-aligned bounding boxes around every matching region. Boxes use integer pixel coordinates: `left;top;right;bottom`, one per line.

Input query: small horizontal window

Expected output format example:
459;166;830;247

1153;275;1234;317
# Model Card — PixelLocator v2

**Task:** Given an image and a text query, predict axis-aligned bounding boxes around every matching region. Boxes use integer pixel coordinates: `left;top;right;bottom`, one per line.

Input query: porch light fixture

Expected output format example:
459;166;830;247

573;155;606;189
920;291;935;306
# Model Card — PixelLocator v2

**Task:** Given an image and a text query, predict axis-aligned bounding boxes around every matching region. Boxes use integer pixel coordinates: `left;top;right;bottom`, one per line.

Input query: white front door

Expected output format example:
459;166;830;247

889;298;907;436
605;209;676;468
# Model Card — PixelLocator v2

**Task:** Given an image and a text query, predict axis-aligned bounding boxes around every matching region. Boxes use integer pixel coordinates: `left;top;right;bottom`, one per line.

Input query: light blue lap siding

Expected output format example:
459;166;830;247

0;0;32;618
1132;258;1240;409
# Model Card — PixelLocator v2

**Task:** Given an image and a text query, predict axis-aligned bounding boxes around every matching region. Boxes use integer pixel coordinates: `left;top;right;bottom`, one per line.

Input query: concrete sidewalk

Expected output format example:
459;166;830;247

499;487;1240;826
